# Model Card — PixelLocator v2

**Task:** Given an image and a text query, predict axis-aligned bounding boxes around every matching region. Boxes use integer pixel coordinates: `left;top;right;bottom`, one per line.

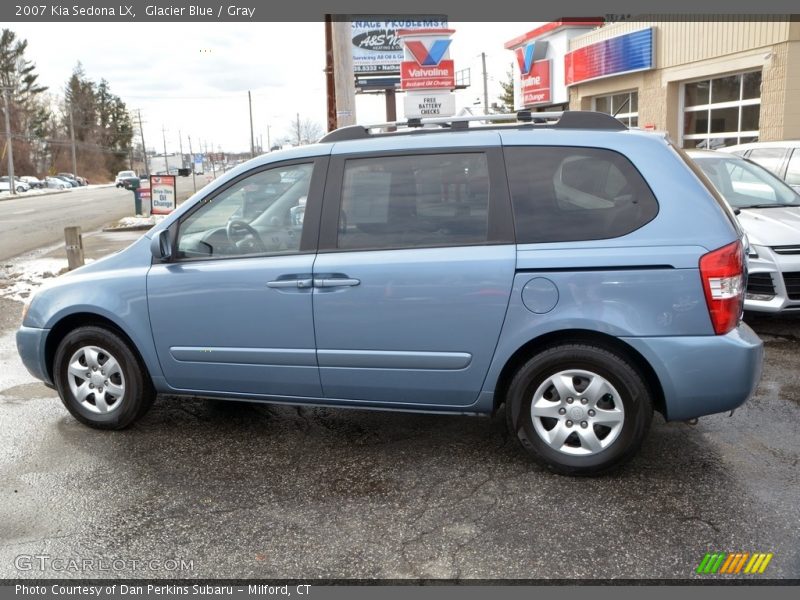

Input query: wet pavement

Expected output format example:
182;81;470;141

0;296;798;580
1;225;798;580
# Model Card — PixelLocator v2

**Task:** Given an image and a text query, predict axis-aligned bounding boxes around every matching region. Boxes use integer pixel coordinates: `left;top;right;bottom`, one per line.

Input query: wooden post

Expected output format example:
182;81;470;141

65;226;84;271
331;18;356;127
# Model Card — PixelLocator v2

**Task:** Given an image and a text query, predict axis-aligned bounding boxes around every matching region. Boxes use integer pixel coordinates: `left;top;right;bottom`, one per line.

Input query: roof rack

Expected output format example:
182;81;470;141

319;110;626;143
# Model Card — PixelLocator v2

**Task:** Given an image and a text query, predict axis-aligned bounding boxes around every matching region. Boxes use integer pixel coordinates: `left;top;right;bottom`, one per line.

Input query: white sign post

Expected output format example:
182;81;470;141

398;28;457;120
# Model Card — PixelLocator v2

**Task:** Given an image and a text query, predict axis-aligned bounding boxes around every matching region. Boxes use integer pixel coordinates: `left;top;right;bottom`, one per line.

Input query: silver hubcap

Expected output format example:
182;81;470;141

66;345;126;414
530;369;625;456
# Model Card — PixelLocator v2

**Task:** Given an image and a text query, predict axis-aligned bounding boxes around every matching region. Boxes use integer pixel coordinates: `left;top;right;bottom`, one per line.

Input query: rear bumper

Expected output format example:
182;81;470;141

622;323;763;421
16;326;52;386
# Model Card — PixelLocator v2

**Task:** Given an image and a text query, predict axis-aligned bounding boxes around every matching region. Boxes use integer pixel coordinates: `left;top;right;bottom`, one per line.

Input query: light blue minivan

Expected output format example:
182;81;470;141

17;112;763;474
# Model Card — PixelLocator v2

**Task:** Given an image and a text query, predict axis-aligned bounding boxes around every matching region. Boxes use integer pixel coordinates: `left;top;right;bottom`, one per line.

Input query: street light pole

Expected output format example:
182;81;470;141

178;129;184;169
161;125;169;173
1;87;16;195
187;134;197;193
68;105;78;176
137;109;149;176
248;90;255;158
481;52;489;115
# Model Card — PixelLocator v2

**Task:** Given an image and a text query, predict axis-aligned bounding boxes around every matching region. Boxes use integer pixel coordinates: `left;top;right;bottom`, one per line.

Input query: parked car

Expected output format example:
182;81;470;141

719;141;800;192
44;176;70;190
16;111;763;475
0;176;29;192
57;172;87;186
115;170;138;188
55;175;80;187
688;149;800;313
19;176;45;189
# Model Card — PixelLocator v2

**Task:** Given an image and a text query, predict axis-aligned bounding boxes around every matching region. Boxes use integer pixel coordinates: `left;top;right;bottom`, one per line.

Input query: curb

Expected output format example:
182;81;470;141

101;225;154;232
0;189;70;201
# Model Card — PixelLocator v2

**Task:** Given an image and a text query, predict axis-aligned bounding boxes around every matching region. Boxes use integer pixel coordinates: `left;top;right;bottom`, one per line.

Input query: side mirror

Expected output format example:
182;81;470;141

150;229;173;262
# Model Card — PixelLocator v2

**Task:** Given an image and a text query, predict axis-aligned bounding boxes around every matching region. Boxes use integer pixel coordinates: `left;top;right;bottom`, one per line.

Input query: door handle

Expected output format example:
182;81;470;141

267;277;313;289
314;278;360;288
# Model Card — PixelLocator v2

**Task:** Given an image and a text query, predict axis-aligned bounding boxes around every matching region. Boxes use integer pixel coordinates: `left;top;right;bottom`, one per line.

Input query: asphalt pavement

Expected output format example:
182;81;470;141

0;198;797;580
0;177;199;261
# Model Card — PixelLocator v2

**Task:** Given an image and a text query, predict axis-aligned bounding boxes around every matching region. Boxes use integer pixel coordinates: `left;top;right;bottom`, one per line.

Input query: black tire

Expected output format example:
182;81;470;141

53;325;155;430
505;343;653;476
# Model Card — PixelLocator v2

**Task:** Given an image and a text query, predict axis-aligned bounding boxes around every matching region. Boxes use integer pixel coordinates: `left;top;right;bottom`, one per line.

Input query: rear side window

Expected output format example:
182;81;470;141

786;150;800;187
337;153;489;250
505;147;658;243
747;148;786;176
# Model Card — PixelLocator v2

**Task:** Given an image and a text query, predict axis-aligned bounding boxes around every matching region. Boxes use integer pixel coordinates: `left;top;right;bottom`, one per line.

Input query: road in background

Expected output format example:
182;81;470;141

0;177;200;261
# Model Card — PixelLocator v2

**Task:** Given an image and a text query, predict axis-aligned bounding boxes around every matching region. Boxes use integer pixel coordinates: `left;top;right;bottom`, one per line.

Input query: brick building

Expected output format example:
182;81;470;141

507;17;800;148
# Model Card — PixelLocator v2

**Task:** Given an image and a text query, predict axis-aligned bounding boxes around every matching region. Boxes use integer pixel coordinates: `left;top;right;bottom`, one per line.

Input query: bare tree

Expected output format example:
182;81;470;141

284;116;323;146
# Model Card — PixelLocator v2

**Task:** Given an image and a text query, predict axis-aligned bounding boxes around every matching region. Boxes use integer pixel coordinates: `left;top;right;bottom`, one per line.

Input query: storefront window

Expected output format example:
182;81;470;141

593;91;638;127
684;81;709;106
682;70;761;149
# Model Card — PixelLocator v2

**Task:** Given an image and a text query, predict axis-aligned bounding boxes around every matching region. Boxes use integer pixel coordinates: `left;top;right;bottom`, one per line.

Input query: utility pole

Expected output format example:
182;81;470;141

296;113;301;145
187;134;197;193
205;140;216;178
266;124;271;151
248;90;255;158
481;52;489;115
68;105;78;176
324;15;337;132
137;110;149;176
178;129;184;168
331;18;356;127
1;87;16;195
161;125;169;173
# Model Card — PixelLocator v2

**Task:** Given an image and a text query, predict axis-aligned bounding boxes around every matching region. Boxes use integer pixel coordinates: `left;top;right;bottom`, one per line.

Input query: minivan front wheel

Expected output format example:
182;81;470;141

506;344;652;475
53;326;155;429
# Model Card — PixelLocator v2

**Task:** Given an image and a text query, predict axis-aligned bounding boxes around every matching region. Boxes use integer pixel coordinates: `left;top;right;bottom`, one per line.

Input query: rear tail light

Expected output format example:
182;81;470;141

699;240;744;335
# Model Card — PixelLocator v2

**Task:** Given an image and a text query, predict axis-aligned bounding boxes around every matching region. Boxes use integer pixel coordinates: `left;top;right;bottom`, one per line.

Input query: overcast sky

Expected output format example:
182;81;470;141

8;22;539;154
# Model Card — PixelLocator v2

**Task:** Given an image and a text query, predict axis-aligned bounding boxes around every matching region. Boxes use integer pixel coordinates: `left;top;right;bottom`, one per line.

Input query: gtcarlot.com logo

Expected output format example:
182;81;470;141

696;552;773;575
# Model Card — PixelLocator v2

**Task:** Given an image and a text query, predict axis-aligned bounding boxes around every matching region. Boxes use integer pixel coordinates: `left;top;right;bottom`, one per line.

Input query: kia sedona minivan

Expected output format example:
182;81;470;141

17;111;763;474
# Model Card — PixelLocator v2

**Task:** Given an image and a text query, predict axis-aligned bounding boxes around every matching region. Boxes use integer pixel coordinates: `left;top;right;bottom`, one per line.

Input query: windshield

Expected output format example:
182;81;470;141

691;154;800;208
118;171;135;178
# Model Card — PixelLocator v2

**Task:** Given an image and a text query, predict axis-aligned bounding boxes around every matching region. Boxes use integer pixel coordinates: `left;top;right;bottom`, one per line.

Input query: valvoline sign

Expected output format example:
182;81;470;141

398;28;456;91
521;59;552;106
515;40;549;76
400;60;455;89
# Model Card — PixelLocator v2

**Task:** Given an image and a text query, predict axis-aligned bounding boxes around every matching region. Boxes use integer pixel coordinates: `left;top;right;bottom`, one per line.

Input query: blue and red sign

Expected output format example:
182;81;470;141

515;41;548;76
399;29;456;91
406;39;451;66
564;27;654;86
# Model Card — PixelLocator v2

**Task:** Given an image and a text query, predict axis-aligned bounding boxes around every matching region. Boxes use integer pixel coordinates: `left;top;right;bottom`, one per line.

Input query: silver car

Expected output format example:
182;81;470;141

719;141;800;193
689;149;800;313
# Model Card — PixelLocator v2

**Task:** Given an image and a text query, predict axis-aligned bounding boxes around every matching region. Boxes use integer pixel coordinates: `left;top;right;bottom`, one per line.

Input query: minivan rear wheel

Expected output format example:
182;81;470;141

53;326;155;429
505;344;652;475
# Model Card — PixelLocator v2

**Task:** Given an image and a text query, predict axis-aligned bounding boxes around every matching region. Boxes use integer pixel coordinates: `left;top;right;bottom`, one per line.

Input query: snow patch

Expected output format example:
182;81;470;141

0;258;69;302
112;216;156;228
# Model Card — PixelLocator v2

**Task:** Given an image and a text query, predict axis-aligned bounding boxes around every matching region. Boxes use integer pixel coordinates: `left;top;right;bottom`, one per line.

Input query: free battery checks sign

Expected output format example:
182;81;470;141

150;175;176;215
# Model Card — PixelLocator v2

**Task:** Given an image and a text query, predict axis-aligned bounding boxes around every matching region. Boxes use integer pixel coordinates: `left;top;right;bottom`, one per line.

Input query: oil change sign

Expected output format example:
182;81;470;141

150;175;176;215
